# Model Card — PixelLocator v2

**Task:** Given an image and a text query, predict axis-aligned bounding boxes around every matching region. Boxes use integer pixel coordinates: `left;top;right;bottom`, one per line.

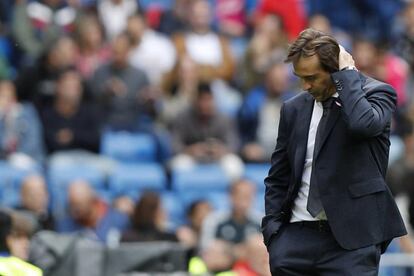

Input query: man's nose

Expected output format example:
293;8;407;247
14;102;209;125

302;81;311;91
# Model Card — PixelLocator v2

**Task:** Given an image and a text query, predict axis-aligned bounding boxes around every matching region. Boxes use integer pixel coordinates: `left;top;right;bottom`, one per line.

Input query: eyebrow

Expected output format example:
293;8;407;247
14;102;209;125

293;72;316;79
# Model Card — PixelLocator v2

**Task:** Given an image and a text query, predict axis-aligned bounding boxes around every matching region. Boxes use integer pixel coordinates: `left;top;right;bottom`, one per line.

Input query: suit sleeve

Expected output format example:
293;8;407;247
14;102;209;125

262;103;292;246
331;70;397;137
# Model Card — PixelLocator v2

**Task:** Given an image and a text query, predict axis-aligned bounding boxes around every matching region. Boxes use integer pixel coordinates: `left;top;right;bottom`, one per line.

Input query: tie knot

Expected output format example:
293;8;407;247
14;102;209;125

322;97;335;109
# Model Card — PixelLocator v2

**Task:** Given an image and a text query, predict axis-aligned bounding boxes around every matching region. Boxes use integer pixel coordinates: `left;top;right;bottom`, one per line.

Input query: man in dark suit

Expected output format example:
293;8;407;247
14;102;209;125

262;28;407;275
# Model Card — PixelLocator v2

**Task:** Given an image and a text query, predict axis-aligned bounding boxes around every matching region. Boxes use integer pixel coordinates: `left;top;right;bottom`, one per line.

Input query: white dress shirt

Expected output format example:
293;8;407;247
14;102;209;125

290;94;338;222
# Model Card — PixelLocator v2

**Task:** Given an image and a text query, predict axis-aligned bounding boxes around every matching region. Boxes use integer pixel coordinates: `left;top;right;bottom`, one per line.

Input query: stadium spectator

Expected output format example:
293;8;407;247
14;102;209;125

170;82;243;180
254;0;306;41
126;12;176;86
0;0;13;25
90;33;150;130
40;67;115;172
75;13;111;80
307;14;352;52
5;211;35;261
56;180;129;242
238;52;296;162
15;35;78;109
307;0;403;43
170;0;235;83
112;195;135;216
161;55;199;123
210;0;258;60
387;115;414;196
212;0;256;39
0;80;45;168
384;114;414;273
232;233;271;276
188;239;236;275
395;2;414;74
41;67;101;154
200;179;261;254
395;1;414;103
238;14;288;92
0;56;11;81
165;0;243;117
157;0;190;36
98;0;138;40
121;191;177;242
11;0;78;66
17;174;54;232
353;37;409;107
0;210;42;275
0;21;13;80
176;199;212;248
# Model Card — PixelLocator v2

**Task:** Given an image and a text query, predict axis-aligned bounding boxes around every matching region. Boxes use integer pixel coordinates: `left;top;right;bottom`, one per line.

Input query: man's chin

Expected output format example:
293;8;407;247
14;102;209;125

308;92;323;102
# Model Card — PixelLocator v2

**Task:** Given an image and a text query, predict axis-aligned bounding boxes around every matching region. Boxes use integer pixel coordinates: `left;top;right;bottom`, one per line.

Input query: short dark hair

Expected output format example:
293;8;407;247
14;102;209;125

196;82;212;98
187;199;209;218
285;28;340;73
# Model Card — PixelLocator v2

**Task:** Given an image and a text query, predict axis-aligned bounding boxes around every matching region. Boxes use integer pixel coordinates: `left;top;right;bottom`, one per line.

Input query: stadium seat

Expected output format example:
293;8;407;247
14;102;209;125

171;164;231;193
161;191;185;229
101;131;157;163
254;192;265;215
0;161;41;207
178;190;230;212
48;163;107;218
108;163;166;200
243;163;270;193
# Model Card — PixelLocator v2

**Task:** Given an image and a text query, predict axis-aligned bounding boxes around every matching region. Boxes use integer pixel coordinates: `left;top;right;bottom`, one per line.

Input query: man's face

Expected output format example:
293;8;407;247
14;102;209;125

56;71;82;104
126;16;145;42
265;63;289;97
189;0;211;31
293;54;335;102
111;36;130;69
196;92;215;118
231;181;254;215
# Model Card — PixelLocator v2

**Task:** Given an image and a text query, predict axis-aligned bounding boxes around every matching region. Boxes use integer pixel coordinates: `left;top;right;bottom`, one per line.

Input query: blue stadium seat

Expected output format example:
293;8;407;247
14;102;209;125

108;163;166;199
243;163;270;193
101;131;157;163
48;163;107;218
0;162;42;208
161;191;185;230
254;192;265;215
171;164;231;193
178;190;230;213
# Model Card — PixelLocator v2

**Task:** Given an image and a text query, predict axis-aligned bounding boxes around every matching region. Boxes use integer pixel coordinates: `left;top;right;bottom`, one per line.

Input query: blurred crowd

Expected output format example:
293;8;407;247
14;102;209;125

1;0;414;275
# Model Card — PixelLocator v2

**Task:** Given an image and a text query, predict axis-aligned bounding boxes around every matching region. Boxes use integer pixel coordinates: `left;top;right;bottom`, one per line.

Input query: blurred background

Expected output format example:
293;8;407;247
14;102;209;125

1;0;414;275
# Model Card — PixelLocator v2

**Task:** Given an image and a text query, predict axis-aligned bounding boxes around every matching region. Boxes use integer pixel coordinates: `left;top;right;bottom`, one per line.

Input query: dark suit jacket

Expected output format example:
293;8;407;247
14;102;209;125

262;70;407;252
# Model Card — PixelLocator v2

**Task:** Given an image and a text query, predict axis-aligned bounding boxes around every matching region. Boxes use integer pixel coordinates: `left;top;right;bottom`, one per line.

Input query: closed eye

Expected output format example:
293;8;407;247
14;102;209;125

304;76;316;82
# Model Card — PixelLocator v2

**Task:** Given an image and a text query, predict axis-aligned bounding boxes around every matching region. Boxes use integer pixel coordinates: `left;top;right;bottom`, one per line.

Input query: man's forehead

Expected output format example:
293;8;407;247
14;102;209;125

293;54;322;75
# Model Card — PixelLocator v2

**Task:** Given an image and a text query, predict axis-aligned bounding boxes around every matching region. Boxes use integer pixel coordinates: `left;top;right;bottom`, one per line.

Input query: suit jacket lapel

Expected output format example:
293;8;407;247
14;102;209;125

293;94;314;182
314;101;341;159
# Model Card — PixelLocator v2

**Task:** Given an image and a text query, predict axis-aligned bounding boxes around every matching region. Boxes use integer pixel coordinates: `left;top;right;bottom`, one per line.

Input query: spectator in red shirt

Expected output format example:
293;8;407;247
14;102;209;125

254;0;307;41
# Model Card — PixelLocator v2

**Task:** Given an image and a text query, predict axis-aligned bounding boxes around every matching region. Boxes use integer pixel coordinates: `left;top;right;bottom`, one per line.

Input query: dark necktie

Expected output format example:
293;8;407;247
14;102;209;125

307;97;335;217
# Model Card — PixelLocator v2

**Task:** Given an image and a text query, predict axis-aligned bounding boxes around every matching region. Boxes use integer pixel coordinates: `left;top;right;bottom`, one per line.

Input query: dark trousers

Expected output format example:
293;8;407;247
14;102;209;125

268;221;382;276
